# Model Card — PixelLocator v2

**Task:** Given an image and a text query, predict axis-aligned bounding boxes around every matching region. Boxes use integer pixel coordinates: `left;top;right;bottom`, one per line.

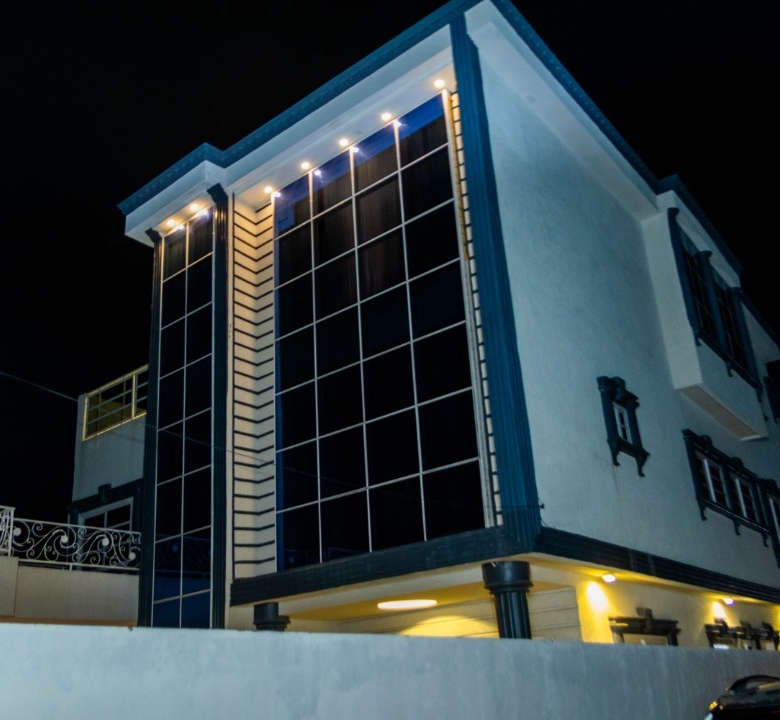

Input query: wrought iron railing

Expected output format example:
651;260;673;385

0;507;140;572
0;505;13;556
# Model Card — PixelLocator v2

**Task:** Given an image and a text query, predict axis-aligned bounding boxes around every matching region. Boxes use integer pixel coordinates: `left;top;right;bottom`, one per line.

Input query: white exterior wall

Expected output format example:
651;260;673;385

2;624;780;720
72;394;145;502
475;27;780;585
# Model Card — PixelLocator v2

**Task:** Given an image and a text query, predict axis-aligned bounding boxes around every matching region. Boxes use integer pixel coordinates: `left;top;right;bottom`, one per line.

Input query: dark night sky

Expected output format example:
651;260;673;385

1;1;776;520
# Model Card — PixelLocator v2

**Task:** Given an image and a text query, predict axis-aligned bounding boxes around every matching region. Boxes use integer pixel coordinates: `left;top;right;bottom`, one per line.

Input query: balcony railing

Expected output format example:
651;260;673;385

83;365;148;439
0;506;140;572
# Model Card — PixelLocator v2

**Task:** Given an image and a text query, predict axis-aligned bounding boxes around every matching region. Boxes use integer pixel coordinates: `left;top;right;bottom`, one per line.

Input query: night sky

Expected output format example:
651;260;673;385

1;1;776;521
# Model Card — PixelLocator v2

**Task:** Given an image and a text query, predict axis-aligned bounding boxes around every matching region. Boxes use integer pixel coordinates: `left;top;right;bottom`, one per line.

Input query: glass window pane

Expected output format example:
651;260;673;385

163;228;186;278
402;148;453;220
316;308;359;375
277;327;314;390
183;468;211;533
275;175;310;234
185;356;211;417
315;254;357;319
358;230;405;298
410;263;465;338
320;427;365;498
370;478;423;550
184;411;211;473
365;410;418;485
188;211;213;264
159;319;185;377
155;478;182;538
414;326;471;402
314;203;354;265
419;392;478;470
277;274;313;336
153;598;180;627
317;366;362;435
321;492;369;560
313;153;351;215
154;538;181;600
356;178;401;244
181;592;210;629
277;442;317;508
157;422;183;483
187;256;212;313
161;272;185;326
405;204;459;278
277;224;312;284
182;529;211;596
361;286;409;358
277;383;316;448
186;304;212;364
158;370;184;428
279;504;319;570
354;126;397;191
399;95;447;166
423;462;484;539
363;346;414;420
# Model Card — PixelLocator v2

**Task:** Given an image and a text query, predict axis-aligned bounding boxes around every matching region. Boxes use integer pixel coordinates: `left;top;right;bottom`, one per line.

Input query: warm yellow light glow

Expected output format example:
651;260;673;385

434;78;446;89
585;582;609;613
723;596;735;606
264;186;274;194
196;208;209;218
602;573;617;584
300;161;311;170
189;203;200;212
381;112;392;122
377;599;437;611
166;219;177;228
338;138;349;148
712;601;727;619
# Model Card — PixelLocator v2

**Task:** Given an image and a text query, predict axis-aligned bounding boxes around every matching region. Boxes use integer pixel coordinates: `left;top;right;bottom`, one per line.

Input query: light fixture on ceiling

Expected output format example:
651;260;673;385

381;112;392;122
434;78;446;89
377;599;437;611
602;573;617;584
300;161;311;170
338;138;349;148
723;597;735;606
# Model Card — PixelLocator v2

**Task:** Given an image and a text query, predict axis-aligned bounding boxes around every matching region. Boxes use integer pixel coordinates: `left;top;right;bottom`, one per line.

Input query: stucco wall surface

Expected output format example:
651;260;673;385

2;624;780;720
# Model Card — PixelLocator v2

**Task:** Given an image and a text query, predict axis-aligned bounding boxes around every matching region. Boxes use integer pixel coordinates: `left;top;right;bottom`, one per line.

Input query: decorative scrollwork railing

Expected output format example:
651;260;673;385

0;505;13;556
9;517;140;572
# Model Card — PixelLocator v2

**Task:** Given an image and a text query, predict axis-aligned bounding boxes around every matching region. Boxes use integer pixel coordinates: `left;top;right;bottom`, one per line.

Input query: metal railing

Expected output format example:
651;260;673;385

0;505;13;556
83;365;149;439
0;506;140;572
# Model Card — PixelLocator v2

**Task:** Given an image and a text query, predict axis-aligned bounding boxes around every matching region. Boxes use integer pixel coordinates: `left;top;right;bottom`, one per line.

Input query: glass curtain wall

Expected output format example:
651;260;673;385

274;94;486;570
152;210;214;627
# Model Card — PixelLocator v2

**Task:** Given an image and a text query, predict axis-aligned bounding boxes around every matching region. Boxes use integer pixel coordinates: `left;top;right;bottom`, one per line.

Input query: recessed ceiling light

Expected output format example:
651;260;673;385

189;203;200;212
338;138;349;148
264;186;274;194
723;597;735;606
301;161;311;170
381;112;392;122
602;573;617;584
377;599;437;611
166;219;177;228
434;78;446;89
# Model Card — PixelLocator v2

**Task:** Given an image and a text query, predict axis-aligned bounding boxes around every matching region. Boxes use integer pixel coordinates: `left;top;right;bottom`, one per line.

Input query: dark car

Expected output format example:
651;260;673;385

705;675;780;718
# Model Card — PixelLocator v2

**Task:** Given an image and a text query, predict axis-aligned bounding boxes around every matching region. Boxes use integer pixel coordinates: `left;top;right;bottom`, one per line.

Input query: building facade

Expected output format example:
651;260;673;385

77;0;780;644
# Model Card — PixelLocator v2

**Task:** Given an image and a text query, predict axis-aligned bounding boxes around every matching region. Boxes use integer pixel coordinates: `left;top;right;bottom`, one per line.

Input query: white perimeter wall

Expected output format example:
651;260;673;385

2;624;780;719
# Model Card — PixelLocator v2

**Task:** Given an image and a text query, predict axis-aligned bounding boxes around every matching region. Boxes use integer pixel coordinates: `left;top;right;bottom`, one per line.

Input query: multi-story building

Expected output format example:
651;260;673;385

70;0;779;646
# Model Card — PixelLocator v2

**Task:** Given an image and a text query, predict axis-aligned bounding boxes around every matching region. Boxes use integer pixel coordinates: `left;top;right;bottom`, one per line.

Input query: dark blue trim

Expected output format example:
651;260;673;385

68;479;143;530
138;229;163;627
450;15;540;547
534;527;780;604
208;184;229;629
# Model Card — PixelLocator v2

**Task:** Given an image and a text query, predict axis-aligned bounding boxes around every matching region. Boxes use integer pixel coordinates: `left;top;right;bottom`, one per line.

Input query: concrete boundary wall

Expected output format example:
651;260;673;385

2;624;780;719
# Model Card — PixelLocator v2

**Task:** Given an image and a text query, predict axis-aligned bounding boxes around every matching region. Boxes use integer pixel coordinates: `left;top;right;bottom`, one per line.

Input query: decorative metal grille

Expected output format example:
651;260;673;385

0;506;13;556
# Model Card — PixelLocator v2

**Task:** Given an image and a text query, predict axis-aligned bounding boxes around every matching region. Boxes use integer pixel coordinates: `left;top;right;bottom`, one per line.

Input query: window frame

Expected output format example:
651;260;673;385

669;213;760;390
597;376;649;476
682;430;776;552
